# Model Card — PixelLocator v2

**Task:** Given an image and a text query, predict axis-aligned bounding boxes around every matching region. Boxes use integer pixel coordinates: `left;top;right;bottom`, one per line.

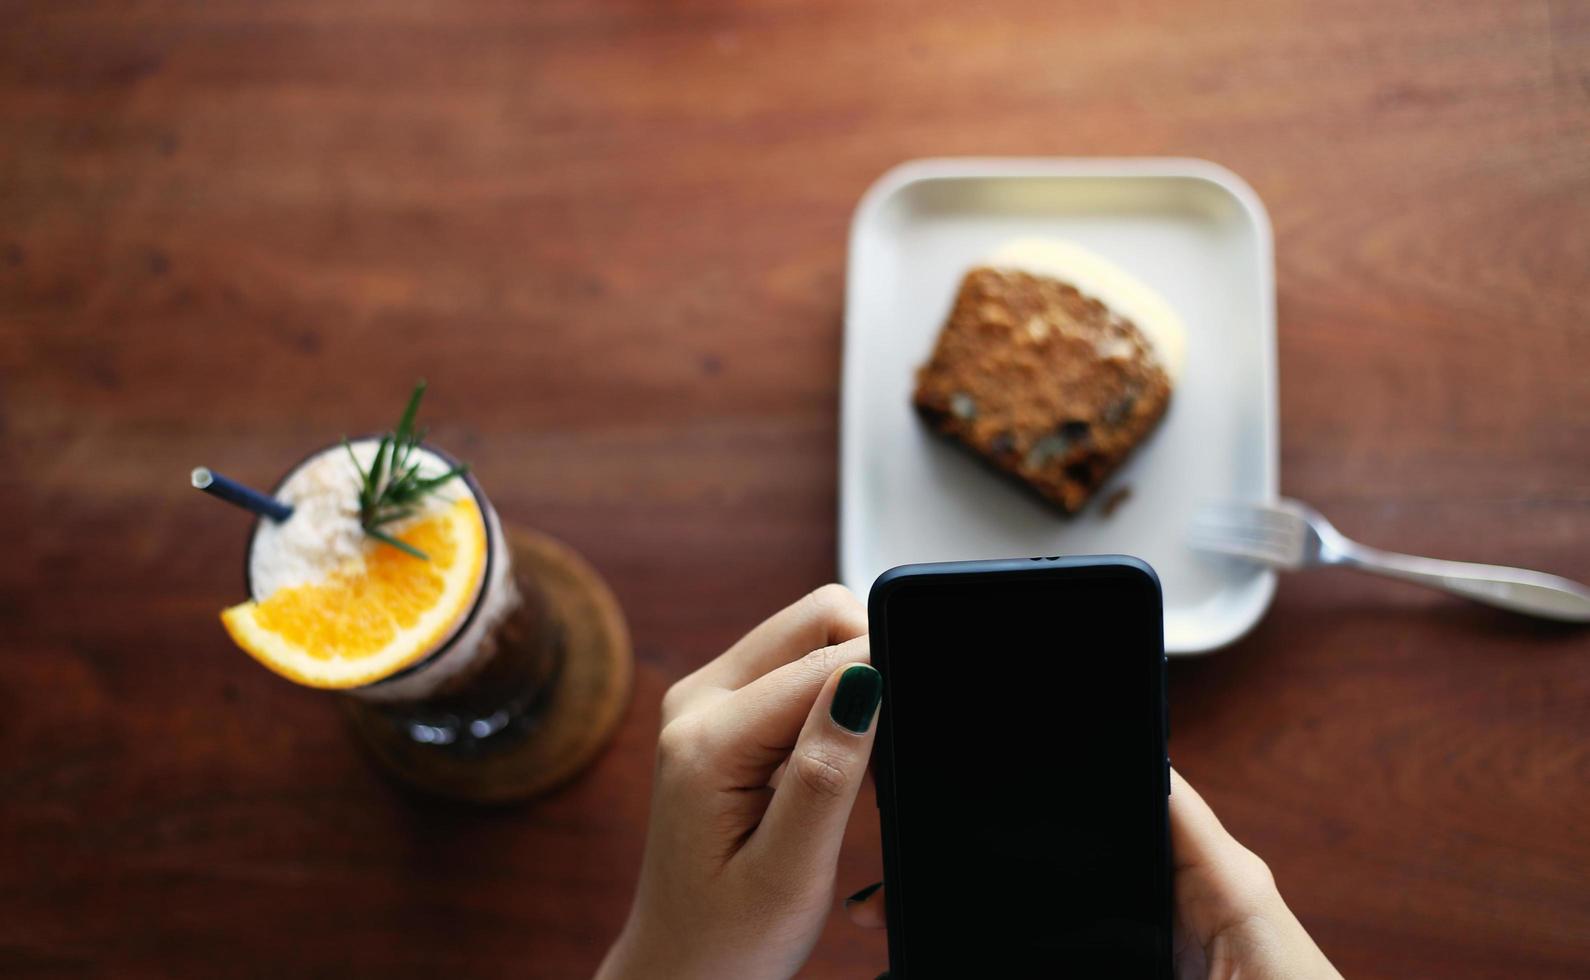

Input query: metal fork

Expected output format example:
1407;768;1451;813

1189;498;1590;623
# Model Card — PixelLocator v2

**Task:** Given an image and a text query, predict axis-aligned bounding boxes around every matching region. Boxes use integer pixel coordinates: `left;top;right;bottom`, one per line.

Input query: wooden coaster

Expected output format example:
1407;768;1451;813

342;526;633;803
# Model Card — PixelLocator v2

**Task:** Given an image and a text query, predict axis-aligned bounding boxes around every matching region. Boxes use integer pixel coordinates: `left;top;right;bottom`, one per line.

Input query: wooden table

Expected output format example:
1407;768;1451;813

4;1;1587;976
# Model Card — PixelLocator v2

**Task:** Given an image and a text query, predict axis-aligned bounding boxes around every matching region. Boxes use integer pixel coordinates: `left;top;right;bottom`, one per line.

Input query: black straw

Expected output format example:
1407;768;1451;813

191;467;294;522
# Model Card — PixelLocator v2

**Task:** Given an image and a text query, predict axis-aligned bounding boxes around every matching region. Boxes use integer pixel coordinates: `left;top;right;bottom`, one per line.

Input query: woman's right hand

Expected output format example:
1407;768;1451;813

1159;769;1341;979
846;768;1342;980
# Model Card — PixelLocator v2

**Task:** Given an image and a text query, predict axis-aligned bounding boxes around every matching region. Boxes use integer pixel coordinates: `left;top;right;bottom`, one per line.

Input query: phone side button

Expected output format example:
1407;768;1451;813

1165;757;1172;796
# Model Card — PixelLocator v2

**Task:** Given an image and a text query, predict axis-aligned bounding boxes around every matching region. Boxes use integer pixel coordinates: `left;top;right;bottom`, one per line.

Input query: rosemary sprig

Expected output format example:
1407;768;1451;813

344;381;468;560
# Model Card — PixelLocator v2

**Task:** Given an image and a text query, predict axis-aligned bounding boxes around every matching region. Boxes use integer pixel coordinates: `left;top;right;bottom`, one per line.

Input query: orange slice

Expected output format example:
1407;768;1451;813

221;497;487;689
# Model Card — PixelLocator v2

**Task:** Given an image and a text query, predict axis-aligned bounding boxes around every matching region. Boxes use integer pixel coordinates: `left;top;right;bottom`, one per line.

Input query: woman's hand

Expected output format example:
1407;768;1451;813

845;769;1341;980
1162;770;1340;979
597;585;882;980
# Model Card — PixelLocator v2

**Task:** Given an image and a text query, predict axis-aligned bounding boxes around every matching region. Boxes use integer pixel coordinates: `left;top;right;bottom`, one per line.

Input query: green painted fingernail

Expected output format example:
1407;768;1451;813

830;664;882;734
845;881;883;907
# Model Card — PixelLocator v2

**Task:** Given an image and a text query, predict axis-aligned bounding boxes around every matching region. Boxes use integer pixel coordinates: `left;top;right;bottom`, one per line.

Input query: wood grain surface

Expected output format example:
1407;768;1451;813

3;0;1587;977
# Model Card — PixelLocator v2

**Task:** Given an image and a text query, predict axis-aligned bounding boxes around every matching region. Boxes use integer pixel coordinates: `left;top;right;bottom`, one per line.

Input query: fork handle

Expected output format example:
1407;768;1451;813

1334;544;1590;623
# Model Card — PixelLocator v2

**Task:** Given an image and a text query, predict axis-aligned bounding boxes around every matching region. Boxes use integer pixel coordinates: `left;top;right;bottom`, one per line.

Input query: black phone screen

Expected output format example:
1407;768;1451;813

872;560;1170;978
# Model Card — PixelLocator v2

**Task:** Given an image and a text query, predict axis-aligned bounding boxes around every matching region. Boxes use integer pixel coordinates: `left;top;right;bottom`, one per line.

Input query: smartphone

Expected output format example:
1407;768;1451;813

868;556;1171;978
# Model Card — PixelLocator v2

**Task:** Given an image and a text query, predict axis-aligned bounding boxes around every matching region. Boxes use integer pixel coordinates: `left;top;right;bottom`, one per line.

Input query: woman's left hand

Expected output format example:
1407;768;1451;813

597;585;882;980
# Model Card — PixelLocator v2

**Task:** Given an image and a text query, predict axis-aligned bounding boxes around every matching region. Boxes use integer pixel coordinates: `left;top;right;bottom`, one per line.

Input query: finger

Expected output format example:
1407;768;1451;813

1169;769;1273;895
692;584;867;693
1169;770;1285;935
845;882;886;930
1170;769;1342;977
1169;768;1244;874
692;636;871;788
742;663;883;880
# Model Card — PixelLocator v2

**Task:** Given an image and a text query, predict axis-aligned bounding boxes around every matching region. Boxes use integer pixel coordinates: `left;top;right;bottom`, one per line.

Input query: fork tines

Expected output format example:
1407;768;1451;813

1187;501;1307;569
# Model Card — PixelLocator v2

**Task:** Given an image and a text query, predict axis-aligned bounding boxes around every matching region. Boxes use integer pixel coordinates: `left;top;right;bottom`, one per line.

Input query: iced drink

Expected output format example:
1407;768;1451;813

224;437;559;751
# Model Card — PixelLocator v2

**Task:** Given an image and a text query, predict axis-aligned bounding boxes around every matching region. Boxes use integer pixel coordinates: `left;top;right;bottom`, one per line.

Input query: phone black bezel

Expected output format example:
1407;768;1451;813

867;555;1171;978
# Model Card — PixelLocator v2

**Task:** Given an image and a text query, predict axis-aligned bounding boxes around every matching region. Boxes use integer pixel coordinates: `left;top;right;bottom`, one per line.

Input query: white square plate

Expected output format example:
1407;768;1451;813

840;158;1278;654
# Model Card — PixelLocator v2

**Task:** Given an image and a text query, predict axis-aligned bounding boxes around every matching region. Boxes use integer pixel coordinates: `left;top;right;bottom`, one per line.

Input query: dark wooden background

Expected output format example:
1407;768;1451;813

3;0;1587;976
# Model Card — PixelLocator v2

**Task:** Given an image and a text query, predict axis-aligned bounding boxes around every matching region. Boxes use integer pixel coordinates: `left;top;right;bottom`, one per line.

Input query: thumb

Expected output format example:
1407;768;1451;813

744;664;882;880
1170;769;1341;978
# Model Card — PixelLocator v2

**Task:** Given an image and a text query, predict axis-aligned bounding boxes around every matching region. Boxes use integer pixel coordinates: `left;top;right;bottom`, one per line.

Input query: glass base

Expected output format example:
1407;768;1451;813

369;646;564;758
341;525;632;803
363;611;566;759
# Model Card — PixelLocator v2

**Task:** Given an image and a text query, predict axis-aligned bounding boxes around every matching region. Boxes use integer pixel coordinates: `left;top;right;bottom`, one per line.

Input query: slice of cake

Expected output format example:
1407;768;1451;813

912;239;1184;514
